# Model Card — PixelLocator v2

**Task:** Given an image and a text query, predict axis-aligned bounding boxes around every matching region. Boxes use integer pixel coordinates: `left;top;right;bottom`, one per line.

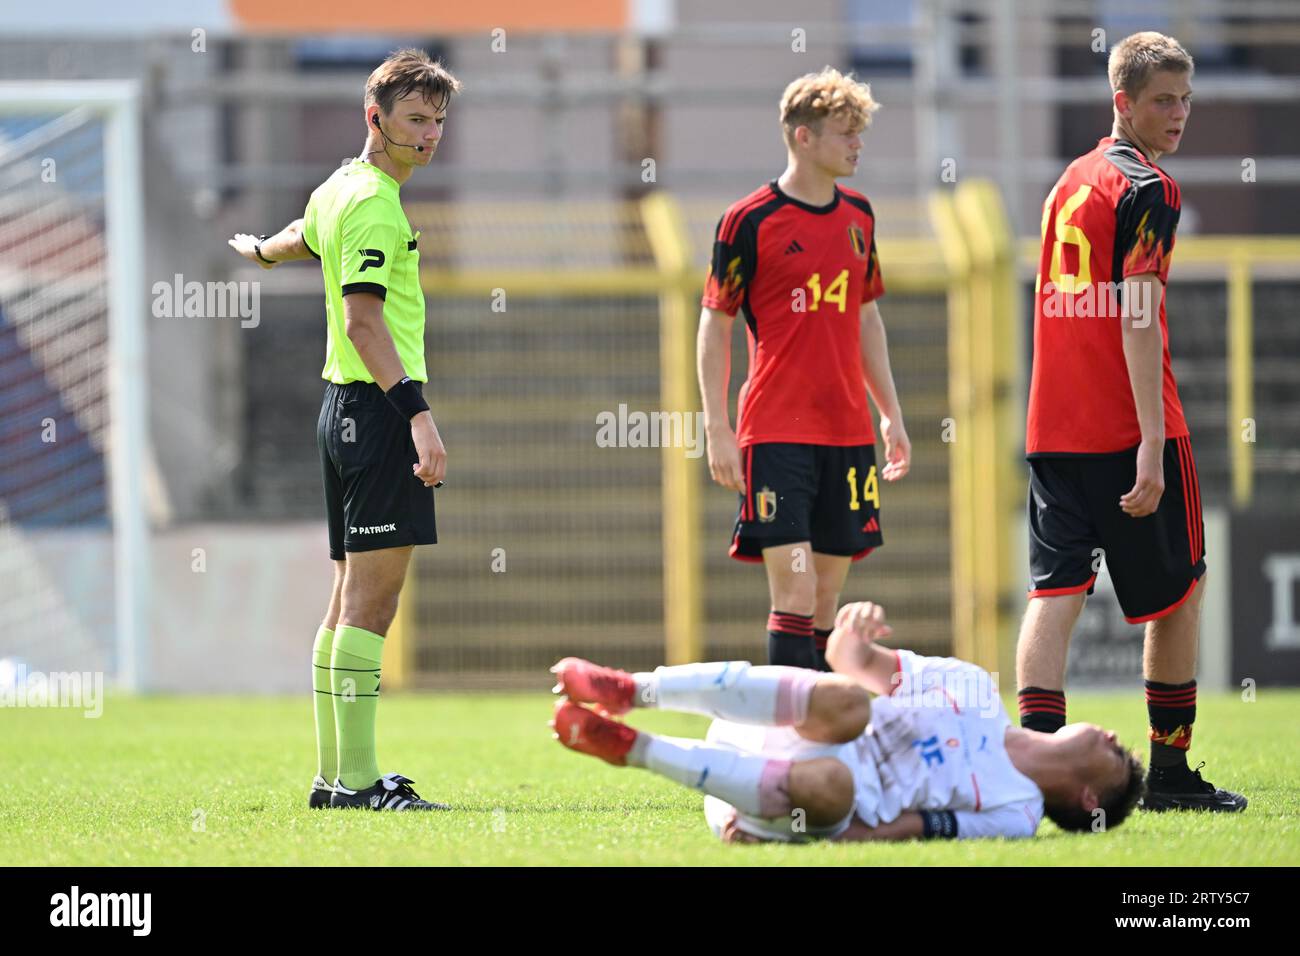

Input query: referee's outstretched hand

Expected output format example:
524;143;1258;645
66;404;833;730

227;233;277;270
411;412;447;488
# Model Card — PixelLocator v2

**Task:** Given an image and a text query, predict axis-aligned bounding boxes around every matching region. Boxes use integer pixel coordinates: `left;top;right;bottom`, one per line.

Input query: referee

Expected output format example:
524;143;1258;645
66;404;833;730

229;49;458;811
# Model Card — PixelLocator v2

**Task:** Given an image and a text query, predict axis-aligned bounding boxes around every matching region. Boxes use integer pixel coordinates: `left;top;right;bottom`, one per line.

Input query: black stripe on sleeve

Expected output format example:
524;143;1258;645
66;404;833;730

341;282;387;300
303;235;321;260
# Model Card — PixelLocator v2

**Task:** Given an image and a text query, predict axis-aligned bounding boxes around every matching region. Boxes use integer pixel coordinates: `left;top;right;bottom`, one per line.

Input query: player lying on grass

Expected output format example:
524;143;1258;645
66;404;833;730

551;602;1144;842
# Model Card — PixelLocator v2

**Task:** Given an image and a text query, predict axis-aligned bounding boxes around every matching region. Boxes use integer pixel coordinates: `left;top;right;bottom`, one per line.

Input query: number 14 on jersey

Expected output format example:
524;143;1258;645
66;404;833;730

802;269;850;313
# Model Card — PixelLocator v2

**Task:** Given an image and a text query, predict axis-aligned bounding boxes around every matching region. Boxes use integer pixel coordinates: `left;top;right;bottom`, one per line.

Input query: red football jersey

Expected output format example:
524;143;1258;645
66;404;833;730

702;180;886;448
1027;136;1189;455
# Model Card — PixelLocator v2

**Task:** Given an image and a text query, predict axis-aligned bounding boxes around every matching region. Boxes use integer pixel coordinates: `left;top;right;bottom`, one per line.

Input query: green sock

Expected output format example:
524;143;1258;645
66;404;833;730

331;625;384;790
312;626;337;782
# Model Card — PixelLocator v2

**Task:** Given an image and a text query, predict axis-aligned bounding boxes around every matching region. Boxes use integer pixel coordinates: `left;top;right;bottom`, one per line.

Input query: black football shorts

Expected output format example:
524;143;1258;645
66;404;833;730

317;381;437;560
1027;436;1205;622
730;442;883;562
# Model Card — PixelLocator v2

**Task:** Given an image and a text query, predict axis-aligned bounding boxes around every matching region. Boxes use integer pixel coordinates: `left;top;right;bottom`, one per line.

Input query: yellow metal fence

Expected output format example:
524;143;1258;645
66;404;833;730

384;189;1294;686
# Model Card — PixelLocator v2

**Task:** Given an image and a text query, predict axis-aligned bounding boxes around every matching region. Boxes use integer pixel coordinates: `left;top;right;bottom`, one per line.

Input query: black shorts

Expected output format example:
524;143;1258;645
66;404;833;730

730;442;883;562
317;381;437;560
1027;437;1205;623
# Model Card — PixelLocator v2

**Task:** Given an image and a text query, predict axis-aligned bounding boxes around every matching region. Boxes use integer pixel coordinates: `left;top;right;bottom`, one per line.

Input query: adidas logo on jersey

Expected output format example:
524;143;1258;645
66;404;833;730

784;239;805;254
862;516;880;533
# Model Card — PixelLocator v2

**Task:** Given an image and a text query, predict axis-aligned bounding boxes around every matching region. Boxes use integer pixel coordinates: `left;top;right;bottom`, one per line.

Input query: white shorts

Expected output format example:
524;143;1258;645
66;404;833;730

701;719;873;843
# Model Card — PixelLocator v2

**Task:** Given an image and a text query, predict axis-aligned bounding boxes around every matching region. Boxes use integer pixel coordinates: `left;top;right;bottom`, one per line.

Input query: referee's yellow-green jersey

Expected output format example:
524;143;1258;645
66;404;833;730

303;158;426;384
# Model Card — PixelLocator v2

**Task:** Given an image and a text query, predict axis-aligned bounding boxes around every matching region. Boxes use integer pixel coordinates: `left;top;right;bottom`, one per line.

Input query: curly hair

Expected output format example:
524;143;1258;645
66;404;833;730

1108;32;1194;98
779;66;880;148
1044;748;1146;834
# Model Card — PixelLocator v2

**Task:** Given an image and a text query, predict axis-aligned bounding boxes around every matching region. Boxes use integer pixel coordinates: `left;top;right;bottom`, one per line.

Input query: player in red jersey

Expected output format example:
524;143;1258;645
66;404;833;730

1016;32;1244;813
697;67;911;672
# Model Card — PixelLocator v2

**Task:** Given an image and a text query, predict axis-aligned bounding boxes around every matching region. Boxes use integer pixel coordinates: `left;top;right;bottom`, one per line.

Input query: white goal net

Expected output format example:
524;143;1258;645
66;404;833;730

0;82;149;691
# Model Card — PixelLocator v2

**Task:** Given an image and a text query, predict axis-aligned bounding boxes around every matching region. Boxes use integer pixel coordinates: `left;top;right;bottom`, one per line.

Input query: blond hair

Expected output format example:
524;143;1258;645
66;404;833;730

365;48;462;116
779;67;879;148
1108;32;1193;98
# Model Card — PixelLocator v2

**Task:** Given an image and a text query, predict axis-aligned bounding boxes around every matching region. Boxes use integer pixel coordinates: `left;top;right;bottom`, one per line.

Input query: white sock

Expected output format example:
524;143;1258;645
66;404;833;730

633;661;819;725
631;733;794;818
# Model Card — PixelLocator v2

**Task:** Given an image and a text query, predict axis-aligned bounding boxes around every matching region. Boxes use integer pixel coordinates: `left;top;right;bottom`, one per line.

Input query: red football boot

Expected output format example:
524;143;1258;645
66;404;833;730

551;700;639;766
550;657;637;716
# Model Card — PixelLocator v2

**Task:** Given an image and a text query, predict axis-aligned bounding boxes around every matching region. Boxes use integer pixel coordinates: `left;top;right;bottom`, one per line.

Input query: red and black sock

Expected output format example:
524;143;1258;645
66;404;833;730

1146;678;1195;769
767;610;815;669
812;627;833;672
1018;687;1067;733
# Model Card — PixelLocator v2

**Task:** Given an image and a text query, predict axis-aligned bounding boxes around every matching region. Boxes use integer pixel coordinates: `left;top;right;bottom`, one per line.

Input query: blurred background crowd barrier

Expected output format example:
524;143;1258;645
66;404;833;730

1;0;1297;691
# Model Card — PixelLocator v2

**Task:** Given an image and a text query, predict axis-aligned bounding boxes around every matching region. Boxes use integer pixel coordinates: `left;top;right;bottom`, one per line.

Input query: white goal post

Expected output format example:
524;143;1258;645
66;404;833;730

0;81;149;691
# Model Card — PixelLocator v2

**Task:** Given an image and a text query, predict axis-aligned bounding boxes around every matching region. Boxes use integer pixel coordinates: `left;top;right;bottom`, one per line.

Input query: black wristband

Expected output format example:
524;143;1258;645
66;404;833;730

385;376;430;420
920;810;958;839
254;234;277;265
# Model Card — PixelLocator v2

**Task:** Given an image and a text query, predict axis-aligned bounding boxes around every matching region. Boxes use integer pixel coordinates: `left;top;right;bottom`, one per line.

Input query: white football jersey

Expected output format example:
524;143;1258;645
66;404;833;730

851;650;1043;838
702;650;1042;841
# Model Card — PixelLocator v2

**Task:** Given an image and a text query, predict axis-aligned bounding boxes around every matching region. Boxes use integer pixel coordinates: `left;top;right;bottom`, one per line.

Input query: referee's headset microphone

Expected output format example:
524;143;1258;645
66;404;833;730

372;114;424;152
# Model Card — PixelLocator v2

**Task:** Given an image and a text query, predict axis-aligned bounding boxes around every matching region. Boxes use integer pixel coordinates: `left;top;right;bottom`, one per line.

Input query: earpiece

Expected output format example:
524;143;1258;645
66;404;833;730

370;115;425;152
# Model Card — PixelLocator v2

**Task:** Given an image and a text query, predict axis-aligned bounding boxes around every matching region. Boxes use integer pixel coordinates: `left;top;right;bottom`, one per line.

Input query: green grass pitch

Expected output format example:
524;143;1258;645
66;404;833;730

2;690;1297;866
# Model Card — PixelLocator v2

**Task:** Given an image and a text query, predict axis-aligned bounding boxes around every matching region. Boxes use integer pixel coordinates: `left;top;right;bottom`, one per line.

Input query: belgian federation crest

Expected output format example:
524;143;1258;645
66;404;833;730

848;224;868;259
756;486;778;523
